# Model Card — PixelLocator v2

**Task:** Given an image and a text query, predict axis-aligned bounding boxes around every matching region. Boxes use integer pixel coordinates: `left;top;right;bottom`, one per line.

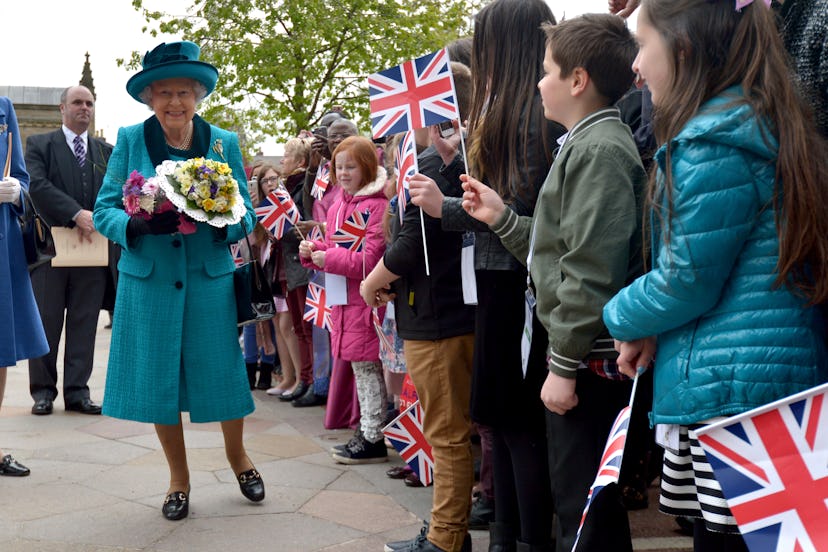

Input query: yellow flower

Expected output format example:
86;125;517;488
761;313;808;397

202;198;216;211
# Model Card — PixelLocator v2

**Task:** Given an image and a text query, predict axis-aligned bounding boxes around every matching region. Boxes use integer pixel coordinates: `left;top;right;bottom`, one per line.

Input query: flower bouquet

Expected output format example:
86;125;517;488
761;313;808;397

122;170;196;234
156;157;246;228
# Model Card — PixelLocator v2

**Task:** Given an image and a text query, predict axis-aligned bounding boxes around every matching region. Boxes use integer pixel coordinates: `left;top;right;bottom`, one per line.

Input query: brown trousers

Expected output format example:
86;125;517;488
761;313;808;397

404;334;474;552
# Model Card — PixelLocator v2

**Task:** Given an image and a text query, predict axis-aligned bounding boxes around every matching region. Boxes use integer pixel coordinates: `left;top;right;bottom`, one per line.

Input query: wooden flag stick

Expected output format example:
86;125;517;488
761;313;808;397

3;132;12;179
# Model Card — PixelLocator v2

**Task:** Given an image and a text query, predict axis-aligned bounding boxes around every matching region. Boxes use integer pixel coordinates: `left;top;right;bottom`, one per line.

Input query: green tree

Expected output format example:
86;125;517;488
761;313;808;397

129;0;480;157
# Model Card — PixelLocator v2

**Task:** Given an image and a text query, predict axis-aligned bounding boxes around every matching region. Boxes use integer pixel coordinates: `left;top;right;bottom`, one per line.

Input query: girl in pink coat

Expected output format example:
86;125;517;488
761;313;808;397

300;136;389;464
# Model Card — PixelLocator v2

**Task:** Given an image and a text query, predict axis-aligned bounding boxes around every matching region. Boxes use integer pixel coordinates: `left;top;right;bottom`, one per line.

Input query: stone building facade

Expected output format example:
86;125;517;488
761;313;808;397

0;53;98;151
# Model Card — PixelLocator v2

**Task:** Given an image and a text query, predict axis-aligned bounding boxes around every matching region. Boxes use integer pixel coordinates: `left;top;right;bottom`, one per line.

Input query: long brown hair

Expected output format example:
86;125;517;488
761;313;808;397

466;0;556;203
642;0;828;303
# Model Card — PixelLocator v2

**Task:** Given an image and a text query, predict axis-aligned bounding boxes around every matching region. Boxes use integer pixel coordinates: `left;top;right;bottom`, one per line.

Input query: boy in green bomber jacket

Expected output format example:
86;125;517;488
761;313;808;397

461;14;646;552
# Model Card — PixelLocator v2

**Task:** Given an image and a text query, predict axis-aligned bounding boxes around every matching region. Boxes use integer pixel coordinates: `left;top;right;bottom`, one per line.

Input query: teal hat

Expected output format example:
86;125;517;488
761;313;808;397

126;41;219;103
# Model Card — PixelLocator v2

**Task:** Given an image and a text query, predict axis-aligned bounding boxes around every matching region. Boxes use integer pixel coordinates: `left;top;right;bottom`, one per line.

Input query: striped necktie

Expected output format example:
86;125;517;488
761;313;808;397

73;135;86;167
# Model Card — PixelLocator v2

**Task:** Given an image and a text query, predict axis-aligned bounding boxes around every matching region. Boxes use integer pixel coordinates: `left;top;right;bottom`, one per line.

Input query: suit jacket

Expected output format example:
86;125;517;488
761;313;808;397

25;129;117;309
25;129;112;228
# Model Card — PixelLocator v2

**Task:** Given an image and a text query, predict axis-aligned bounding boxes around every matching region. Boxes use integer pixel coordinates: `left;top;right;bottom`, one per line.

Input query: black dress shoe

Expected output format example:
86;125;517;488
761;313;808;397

162;487;190;520
278;381;309;402
237;468;265;502
404;471;425;487
292;386;327;407
386;465;413;479
65;398;102;415
0;454;31;476
31;398;53;415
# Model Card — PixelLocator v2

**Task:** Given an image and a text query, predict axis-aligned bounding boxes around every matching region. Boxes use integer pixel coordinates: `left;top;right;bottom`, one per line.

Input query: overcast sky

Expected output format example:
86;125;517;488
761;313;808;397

1;0;636;154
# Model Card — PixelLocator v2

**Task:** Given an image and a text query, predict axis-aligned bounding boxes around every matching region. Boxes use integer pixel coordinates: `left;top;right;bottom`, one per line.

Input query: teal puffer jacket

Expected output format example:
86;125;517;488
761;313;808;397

603;89;828;426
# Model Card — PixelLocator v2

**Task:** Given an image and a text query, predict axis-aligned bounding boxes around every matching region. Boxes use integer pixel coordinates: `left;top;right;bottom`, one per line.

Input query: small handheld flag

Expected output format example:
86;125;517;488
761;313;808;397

330;209;370;252
303;278;332;331
695;382;828;551
230;241;246;267
311;162;330;201
255;187;301;239
572;405;632;552
383;400;434;486
308;224;323;243
368;48;459;139
395;130;418;224
372;308;394;358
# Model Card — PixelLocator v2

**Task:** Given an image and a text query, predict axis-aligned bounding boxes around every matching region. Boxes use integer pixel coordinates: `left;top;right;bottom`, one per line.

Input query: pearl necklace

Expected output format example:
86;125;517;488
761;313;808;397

166;122;193;150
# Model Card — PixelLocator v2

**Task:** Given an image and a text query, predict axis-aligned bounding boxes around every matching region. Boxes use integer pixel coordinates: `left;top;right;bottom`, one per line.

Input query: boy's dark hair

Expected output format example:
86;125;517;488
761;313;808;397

543;14;637;105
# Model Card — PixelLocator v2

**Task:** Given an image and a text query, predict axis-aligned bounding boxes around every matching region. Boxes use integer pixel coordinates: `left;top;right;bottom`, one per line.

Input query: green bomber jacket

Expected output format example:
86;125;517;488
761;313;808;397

491;108;647;378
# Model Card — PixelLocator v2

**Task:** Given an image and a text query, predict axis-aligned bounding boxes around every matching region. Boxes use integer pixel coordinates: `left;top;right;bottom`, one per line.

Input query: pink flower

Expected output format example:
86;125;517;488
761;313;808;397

141;178;160;196
123;194;142;216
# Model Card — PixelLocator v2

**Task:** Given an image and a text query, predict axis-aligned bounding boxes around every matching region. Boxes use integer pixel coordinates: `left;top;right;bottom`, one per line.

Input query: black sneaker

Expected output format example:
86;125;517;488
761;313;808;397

330;427;363;454
384;523;471;552
468;494;495;530
331;433;388;465
385;523;429;552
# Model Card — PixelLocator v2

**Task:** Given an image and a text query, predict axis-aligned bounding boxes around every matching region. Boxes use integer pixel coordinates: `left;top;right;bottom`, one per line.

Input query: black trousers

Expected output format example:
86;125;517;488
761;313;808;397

28;263;107;403
546;370;633;552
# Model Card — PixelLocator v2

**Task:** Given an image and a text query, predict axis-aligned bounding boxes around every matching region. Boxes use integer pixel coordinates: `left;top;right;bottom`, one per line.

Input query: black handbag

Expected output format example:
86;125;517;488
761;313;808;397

18;189;56;271
234;219;276;327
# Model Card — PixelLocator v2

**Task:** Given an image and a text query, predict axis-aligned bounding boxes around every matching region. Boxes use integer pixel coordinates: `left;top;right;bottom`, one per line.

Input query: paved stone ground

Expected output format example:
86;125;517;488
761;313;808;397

0;314;693;551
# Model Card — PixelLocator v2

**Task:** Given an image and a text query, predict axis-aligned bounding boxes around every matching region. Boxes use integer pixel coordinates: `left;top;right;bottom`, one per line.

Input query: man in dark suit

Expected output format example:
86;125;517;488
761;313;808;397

25;85;113;415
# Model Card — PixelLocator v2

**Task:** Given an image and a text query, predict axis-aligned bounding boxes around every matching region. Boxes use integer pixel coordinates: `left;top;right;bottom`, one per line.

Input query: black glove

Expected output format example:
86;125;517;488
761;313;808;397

126;210;181;239
212;225;228;242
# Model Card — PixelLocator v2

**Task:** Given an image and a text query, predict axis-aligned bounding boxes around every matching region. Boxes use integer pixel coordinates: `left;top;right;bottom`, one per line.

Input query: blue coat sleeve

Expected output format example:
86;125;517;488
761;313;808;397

604;141;761;341
94;127;132;249
2;97;28;217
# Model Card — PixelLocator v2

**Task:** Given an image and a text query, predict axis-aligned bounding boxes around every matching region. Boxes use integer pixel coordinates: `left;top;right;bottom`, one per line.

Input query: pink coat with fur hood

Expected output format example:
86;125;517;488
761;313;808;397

302;167;388;362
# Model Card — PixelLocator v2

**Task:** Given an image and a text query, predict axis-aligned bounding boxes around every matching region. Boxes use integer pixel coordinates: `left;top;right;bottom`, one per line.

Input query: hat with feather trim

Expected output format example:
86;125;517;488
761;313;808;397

126;41;219;104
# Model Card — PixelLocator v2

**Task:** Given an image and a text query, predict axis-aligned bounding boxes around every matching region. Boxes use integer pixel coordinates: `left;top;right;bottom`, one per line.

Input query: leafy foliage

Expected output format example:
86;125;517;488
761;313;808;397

128;0;480;158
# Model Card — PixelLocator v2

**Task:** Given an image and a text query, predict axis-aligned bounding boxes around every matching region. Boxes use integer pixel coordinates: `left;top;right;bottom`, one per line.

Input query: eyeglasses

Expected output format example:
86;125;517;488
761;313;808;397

259;176;279;186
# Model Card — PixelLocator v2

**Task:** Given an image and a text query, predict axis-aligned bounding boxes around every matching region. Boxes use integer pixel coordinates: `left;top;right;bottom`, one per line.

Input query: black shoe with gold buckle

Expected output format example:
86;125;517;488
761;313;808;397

237;468;265;502
162;487;190;520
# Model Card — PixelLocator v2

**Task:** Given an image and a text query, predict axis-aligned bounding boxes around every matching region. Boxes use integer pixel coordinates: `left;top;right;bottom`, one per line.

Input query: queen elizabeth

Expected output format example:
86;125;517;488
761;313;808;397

93;41;262;520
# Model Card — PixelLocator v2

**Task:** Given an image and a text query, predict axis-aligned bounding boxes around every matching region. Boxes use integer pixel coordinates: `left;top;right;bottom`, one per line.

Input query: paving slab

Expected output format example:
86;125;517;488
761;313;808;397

0;314;695;551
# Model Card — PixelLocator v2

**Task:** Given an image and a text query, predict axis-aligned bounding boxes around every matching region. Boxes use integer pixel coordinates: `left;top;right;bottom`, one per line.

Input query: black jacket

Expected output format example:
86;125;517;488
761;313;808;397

384;145;475;340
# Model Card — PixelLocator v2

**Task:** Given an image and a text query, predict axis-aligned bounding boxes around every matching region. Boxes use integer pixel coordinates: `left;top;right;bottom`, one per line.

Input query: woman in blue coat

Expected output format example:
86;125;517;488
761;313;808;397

0;96;48;477
93;41;263;520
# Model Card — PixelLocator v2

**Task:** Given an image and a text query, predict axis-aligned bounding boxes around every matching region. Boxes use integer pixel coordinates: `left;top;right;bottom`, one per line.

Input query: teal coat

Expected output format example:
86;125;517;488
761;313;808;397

93;116;256;424
603;89;828;426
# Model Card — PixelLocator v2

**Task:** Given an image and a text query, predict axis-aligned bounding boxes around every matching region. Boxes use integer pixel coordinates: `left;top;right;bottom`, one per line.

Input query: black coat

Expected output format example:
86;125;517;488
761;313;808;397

384;145;475;340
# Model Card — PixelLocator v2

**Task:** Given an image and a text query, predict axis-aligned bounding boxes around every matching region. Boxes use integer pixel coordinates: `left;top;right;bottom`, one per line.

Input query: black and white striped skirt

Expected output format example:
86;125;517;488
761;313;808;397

658;423;741;534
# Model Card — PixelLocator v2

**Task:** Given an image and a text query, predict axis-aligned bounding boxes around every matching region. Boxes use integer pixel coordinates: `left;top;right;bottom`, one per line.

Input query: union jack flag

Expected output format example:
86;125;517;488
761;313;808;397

368;48;459;139
330;209;370;252
372;308;394;357
255;187;301;239
396;130;418;224
572;405;631;552
696;382;828;551
303;279;332;330
308;224;323;243
383;400;434;486
230;241;246;267
311;162;330;201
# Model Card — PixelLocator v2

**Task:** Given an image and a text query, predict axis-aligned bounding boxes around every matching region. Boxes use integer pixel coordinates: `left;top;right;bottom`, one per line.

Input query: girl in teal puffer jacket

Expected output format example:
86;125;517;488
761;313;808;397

603;0;828;549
